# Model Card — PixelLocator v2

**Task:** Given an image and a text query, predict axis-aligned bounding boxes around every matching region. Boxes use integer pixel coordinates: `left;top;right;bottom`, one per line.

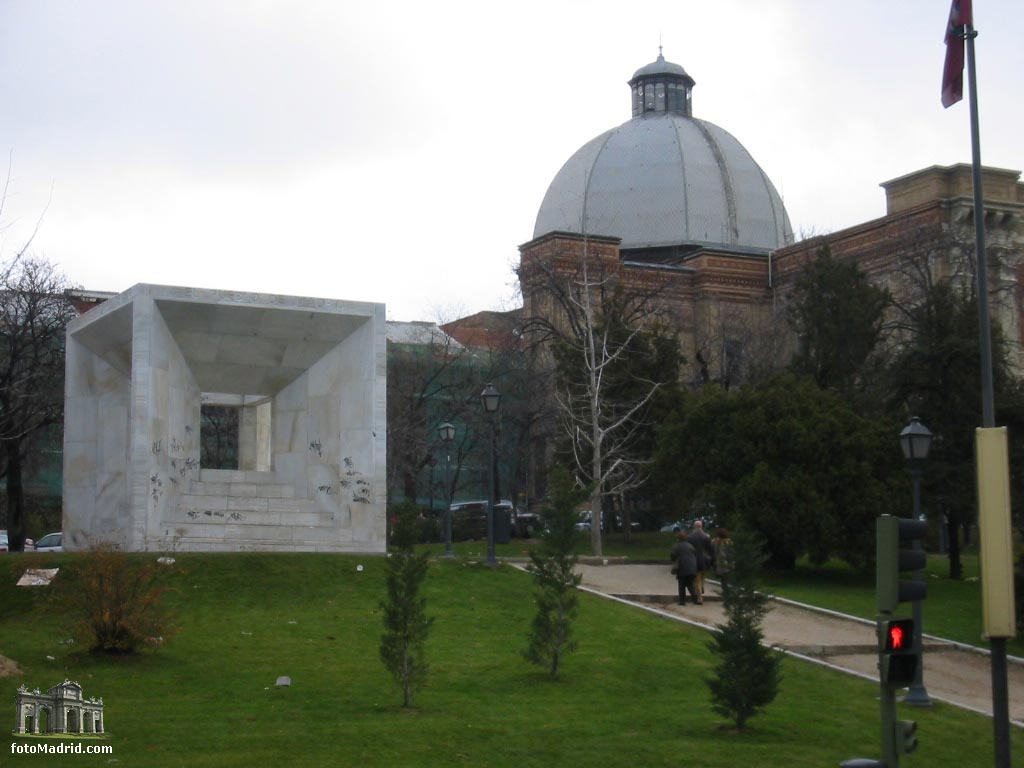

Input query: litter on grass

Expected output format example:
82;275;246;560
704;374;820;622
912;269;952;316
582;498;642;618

17;568;59;587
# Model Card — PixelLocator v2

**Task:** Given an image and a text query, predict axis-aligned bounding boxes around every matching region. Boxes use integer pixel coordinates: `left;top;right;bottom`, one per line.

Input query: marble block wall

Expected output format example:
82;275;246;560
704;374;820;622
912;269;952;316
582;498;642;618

63;284;387;553
64;333;132;547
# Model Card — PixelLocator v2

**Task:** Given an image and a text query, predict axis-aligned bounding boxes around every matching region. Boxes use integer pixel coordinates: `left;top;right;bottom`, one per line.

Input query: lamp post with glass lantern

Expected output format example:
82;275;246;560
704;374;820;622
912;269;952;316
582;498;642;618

480;383;501;567
899;416;934;706
438;422;456;557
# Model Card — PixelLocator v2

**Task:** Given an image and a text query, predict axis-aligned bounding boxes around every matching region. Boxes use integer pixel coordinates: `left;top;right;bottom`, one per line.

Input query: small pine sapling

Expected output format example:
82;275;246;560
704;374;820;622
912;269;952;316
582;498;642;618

379;501;434;707
523;467;588;677
705;528;782;730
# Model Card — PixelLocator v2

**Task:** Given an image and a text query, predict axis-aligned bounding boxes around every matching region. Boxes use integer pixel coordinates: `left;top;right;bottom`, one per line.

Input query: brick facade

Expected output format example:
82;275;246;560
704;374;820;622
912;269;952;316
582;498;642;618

519;165;1024;383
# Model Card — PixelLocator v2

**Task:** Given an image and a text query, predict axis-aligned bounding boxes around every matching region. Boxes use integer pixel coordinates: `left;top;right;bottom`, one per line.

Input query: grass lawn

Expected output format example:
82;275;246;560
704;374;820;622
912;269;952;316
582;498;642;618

1;551;1020;767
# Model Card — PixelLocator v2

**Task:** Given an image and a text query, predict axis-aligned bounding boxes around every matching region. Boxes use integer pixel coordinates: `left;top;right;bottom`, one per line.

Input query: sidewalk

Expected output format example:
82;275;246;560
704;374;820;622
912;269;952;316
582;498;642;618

575;562;1024;725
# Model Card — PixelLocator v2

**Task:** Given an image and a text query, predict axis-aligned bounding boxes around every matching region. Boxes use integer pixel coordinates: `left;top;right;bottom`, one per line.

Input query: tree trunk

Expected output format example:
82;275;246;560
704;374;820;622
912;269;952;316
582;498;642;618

4;440;26;551
402;468;418;503
621;492;633;543
589;485;602;557
946;512;963;580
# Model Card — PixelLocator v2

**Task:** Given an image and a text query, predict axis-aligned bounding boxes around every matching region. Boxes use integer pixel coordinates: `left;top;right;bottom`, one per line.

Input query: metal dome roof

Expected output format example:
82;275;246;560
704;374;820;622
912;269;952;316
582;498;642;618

631;52;691;82
533;54;792;253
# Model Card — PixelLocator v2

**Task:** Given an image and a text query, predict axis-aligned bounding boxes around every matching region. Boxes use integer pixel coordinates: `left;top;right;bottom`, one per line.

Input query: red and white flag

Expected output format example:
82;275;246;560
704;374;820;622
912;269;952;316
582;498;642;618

941;0;973;107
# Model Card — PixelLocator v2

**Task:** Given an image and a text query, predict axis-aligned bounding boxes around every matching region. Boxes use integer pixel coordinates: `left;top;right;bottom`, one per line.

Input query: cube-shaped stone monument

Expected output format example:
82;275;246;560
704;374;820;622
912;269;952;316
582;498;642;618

63;284;386;553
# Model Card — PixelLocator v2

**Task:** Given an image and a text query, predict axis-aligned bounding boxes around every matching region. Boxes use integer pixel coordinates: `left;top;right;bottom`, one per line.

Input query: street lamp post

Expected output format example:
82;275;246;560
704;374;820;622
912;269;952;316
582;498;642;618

438;422;456;558
480;383;501;567
900;416;934;707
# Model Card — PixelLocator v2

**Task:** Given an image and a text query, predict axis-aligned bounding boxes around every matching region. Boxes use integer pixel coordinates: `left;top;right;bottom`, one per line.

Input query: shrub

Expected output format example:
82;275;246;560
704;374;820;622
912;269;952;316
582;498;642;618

705;529;782;730
380;501;434;707
54;544;179;653
523;467;587;677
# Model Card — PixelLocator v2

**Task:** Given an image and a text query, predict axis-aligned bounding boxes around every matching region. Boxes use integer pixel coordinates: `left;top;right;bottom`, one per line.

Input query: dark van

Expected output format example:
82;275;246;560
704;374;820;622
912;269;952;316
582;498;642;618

449;500;513;542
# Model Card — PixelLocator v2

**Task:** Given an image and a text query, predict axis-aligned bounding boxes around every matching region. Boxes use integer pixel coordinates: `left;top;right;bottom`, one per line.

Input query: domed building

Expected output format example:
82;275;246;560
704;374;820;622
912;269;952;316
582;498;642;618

520;50;796;384
518;51;1024;385
533;50;792;257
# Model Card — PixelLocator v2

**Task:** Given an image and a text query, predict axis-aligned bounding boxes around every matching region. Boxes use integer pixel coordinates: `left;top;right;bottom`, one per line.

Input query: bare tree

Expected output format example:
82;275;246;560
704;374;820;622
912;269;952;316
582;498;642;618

520;240;679;555
386;322;477;508
879;222;1024;580
0;163;77;551
0;257;77;550
689;294;781;389
200;405;240;469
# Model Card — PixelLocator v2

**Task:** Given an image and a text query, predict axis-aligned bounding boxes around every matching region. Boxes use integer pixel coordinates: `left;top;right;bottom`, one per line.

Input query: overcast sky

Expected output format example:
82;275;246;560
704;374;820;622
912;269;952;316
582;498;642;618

1;1;1021;322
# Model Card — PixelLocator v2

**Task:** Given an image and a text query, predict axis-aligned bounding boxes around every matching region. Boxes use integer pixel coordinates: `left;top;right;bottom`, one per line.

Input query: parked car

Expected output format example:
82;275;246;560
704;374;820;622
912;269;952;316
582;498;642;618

448;501;513;541
33;532;63;552
660;516;718;534
0;531;33;551
576;510;640;533
510;505;539;538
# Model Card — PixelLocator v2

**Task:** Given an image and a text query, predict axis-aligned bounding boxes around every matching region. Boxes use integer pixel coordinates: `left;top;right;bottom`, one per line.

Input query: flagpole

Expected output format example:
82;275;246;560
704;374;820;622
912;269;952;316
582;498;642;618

965;26;994;429
964;21;1012;768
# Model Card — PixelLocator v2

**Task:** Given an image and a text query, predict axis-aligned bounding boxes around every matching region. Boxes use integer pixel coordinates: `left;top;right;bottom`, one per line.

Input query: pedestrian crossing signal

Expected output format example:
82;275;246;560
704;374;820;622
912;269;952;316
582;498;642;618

882;618;917;685
895;719;918;754
888;622;908;650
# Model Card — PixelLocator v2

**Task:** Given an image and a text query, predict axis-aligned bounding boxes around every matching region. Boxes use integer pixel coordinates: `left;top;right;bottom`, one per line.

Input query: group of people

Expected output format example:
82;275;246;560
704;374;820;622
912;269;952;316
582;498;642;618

669;521;733;606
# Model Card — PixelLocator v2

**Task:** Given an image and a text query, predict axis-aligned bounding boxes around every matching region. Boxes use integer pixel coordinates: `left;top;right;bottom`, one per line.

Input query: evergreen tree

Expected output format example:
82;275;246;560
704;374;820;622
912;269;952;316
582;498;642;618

379;501;434;707
705;529;782;730
653;376;899;569
523;466;587;677
787;245;890;402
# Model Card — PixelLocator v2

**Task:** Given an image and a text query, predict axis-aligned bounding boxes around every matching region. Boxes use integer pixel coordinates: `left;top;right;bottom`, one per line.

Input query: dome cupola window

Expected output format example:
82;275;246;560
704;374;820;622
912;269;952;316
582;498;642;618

629;48;695;117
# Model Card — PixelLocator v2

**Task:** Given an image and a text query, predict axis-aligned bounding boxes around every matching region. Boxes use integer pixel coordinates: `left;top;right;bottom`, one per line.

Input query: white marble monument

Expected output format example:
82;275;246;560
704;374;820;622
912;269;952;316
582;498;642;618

63;285;387;553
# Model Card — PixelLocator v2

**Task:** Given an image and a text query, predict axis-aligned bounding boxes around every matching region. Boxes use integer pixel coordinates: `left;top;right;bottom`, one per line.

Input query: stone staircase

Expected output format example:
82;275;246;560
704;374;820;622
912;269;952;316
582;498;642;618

160;469;341;551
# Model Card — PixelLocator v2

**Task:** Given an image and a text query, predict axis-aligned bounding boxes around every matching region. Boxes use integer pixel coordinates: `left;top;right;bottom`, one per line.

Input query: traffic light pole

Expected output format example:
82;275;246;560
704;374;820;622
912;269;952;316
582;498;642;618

873;515;927;767
878;615;899;768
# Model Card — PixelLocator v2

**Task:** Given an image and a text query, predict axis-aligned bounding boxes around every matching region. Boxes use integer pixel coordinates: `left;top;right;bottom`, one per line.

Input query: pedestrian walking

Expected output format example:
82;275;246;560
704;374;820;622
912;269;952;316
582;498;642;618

669;532;700;605
712;528;734;585
689;519;714;597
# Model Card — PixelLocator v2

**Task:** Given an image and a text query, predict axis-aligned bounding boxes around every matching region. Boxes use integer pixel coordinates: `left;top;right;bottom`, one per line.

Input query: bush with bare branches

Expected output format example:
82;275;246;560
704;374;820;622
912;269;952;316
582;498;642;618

53;545;179;653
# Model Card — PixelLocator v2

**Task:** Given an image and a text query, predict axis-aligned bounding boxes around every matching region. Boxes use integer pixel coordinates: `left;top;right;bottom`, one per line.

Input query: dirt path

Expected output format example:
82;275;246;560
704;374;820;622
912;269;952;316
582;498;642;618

575;563;1024;725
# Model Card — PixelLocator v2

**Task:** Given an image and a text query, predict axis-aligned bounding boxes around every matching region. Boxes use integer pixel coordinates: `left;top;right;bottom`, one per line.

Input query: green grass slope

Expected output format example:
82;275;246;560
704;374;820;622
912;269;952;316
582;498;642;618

0;552;1019;767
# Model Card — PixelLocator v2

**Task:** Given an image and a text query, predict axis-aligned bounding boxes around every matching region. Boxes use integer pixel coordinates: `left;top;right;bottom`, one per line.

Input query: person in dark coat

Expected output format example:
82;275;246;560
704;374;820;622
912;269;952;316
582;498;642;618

669;532;700;605
688;520;714;597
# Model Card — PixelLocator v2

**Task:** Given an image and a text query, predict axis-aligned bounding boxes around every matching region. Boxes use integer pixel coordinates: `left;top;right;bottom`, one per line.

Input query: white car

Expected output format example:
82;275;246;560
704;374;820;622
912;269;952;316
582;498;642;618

33;532;63;552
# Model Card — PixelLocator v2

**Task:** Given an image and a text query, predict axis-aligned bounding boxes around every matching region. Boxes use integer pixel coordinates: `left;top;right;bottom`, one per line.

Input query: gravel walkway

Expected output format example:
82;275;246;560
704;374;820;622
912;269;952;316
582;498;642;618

575;562;1024;725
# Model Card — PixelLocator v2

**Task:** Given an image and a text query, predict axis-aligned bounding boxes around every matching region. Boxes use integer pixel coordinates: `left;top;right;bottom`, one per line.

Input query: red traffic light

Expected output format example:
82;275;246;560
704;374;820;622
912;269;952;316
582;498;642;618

884;618;914;653
881;618;918;685
889;624;905;649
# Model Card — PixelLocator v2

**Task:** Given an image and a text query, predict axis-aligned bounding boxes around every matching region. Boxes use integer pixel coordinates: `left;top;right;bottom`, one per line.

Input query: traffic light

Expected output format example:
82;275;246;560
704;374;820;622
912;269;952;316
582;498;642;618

895;719;919;754
881;618;917;685
876;515;927;614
